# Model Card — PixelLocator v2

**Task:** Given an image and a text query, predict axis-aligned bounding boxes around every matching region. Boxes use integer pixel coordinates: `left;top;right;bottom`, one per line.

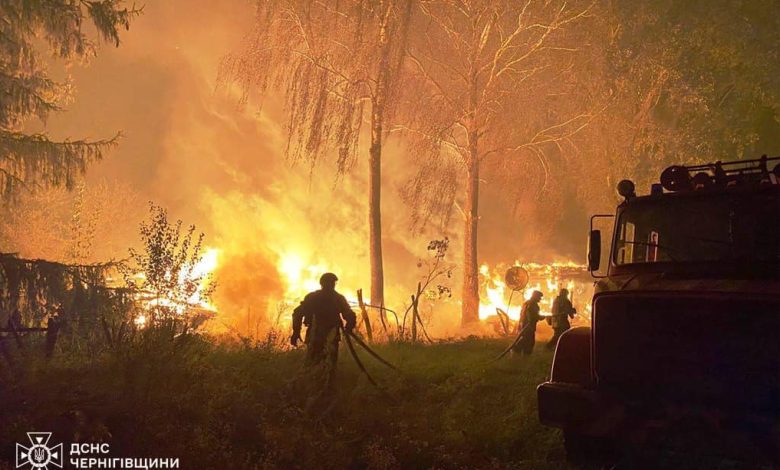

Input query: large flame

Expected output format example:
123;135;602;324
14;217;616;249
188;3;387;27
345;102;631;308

478;261;593;325
206;251;594;337
271;251;368;329
25;1;599;339
134;247;221;328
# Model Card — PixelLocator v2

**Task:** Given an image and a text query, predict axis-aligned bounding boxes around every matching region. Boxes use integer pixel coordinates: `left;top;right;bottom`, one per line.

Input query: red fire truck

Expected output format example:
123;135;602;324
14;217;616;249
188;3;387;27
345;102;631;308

537;156;780;462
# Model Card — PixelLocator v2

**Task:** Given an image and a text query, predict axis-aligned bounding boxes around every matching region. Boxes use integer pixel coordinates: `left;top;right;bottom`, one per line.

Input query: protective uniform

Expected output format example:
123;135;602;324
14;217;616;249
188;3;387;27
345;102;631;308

290;273;357;393
546;292;576;350
514;292;543;355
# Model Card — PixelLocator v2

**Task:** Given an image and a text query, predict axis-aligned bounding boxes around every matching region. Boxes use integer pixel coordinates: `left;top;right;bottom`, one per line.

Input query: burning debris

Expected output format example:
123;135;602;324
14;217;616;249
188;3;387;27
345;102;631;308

478;262;593;335
121;205;218;333
128;247;220;329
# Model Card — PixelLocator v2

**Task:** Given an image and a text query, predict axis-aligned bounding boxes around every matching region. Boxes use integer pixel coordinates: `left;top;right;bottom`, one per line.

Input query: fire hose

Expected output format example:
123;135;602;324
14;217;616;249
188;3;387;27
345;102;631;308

340;326;399;395
488;322;533;363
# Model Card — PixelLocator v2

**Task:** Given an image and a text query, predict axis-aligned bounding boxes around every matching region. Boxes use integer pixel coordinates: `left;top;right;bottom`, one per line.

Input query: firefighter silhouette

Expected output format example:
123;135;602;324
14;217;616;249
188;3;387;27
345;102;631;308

291;272;357;391
546;288;576;350
513;290;543;355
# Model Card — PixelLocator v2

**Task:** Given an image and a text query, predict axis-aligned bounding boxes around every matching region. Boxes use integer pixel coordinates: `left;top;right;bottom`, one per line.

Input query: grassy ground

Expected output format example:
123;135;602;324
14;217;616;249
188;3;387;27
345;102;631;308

0;335;566;469
0;335;770;469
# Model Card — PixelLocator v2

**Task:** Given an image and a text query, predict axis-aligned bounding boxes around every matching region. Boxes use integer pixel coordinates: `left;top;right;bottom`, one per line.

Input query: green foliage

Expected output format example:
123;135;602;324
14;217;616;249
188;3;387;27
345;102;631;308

0;251;135;356
0;0;140;197
0;252;116;325
124;203;215;332
604;0;780;180
0;337;768;468
0;338;564;469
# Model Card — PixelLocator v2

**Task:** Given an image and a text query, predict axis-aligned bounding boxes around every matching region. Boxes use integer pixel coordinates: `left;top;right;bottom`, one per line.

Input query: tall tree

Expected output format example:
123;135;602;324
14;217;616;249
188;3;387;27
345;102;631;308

0;1;140;198
220;0;413;310
609;0;779;181
563;0;780;217
400;0;596;324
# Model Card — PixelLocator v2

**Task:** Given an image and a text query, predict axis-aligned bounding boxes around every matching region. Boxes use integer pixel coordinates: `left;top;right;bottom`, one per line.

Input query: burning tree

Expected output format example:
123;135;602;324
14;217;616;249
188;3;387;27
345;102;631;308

219;0;413;310
123;204;215;335
399;0;596;325
0;1;140;198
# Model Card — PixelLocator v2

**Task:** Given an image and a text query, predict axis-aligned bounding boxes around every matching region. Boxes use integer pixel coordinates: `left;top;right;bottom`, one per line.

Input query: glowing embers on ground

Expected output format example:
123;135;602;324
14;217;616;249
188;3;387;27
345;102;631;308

133;247;221;328
478;262;593;324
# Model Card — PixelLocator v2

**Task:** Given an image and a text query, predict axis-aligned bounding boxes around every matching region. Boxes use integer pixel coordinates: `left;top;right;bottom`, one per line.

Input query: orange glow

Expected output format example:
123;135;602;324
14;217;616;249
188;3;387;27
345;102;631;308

478;262;592;325
133;247;220;327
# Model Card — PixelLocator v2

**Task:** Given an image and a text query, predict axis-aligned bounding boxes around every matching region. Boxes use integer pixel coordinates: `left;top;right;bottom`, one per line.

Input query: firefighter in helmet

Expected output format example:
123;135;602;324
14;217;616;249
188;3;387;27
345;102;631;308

546;288;576;350
291;272;357;383
514;290;544;355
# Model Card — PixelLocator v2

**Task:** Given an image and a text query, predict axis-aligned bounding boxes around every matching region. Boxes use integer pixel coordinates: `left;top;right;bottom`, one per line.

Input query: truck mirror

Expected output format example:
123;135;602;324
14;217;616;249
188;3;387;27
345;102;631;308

588;230;602;272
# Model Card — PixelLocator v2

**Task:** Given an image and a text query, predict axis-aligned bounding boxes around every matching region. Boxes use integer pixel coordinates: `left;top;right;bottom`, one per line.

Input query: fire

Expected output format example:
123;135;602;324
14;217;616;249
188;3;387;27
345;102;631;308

274;252;339;328
478;262;593;324
274;251;368;329
190;241;591;338
189;247;220;310
278;252;329;300
132;247;221;326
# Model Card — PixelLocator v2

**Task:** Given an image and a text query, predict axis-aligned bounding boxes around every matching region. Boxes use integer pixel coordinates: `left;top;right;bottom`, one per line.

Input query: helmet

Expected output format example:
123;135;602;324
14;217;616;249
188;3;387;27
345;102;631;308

319;272;338;286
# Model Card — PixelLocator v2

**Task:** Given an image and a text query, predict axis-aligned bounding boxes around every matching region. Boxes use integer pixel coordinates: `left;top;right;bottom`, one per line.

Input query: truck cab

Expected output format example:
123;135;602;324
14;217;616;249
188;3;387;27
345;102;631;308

537;156;780;462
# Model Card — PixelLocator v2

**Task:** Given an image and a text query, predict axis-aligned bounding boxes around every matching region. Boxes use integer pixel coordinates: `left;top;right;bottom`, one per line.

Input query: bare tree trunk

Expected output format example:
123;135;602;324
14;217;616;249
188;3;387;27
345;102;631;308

369;4;397;311
369;109;385;309
461;149;480;325
462;59;480;325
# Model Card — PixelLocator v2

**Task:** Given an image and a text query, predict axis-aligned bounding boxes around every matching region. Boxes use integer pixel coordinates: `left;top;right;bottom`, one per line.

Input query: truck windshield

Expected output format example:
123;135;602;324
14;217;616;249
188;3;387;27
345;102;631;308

613;190;779;265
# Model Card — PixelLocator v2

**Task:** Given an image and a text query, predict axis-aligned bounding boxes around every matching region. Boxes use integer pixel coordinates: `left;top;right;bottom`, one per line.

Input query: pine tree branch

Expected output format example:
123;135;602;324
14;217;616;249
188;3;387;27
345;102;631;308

0;71;64;126
0;130;119;194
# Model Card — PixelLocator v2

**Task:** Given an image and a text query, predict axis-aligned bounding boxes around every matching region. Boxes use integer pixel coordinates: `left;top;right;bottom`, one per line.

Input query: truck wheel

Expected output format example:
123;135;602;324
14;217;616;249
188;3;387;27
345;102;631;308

563;431;616;464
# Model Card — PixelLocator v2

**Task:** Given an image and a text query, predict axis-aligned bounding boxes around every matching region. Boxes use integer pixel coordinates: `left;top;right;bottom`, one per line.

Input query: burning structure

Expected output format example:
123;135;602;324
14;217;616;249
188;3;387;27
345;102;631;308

1;0;777;343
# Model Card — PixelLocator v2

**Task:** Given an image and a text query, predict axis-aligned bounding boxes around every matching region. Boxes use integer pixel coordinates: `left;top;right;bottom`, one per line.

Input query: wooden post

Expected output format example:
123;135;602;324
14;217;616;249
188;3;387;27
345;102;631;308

45;319;60;358
411;282;422;342
357;289;373;342
377;302;388;336
496;308;510;336
8;320;24;351
101;315;114;347
410;294;417;342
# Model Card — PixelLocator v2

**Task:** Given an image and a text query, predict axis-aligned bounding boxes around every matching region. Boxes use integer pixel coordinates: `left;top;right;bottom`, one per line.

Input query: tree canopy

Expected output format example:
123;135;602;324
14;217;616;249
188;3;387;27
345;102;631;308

0;0;140;198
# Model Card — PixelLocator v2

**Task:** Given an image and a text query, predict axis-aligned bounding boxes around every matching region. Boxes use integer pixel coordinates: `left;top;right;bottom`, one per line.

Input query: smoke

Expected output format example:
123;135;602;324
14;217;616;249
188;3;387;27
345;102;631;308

30;0;589;336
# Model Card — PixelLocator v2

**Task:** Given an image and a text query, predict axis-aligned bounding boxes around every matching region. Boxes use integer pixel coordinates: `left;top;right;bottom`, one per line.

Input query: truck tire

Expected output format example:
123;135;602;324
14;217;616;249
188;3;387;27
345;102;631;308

563;430;616;464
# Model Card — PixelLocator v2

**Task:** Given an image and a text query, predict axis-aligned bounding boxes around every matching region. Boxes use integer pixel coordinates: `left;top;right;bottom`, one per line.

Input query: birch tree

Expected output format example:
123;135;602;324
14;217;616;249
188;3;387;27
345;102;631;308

400;0;596;324
219;0;413;310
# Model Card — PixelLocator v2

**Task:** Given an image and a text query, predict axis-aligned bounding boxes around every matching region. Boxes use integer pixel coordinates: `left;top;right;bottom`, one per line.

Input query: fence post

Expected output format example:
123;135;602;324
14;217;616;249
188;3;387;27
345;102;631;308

357;289;373;342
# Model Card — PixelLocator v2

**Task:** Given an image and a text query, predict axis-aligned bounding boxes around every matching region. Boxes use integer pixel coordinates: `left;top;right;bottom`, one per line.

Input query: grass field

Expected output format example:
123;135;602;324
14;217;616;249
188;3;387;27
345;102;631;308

0;335;568;469
0;335;771;469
